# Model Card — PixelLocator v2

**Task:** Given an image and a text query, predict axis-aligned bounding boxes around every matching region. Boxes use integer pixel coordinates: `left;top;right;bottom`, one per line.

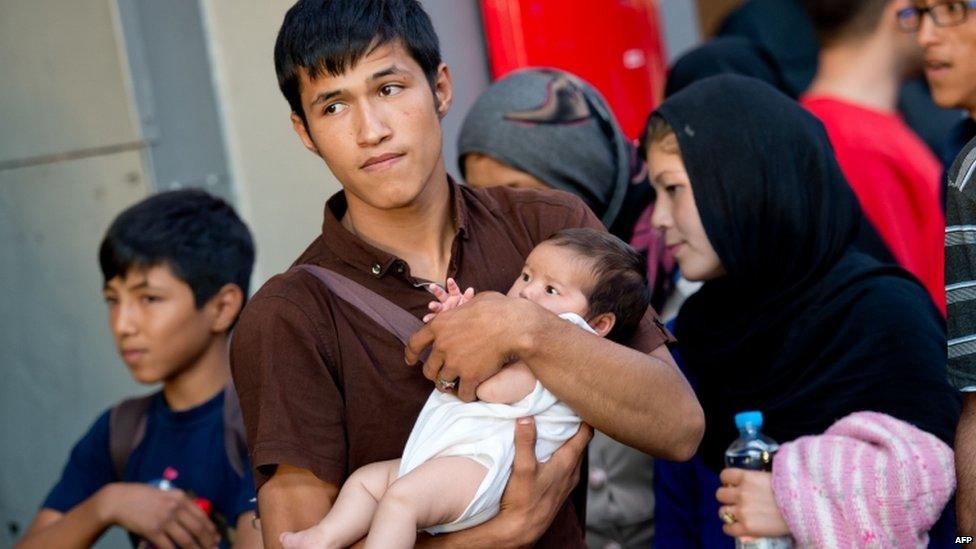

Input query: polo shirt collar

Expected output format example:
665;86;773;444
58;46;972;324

320;177;469;278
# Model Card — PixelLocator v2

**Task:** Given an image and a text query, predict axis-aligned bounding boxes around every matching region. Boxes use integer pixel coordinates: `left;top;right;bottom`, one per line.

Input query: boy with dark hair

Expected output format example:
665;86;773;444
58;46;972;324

17;189;261;549
800;0;946;314
231;1;704;548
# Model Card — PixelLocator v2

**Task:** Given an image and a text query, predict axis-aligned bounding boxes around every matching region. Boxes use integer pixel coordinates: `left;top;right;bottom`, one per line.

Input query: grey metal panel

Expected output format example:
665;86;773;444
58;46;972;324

0;0;140;164
420;0;492;181
660;1;703;64
0;151;149;549
115;0;234;201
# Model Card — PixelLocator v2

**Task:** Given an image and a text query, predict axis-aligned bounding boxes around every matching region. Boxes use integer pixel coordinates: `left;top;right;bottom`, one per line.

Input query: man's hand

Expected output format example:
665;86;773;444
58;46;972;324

406;292;543;401
716;469;791;539
103;483;220;549
496;418;593;545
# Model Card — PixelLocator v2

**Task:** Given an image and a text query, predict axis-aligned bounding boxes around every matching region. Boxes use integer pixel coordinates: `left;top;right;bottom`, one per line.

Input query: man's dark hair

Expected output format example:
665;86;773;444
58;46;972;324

99;189;255;308
546;228;650;342
274;0;442;124
802;0;890;47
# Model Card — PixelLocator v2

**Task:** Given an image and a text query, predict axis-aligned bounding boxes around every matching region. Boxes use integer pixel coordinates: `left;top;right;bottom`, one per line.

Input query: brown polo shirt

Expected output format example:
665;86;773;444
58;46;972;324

230;181;672;547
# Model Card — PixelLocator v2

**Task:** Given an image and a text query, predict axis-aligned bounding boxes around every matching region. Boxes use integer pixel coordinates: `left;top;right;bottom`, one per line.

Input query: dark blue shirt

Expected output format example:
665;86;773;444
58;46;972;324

43;389;255;546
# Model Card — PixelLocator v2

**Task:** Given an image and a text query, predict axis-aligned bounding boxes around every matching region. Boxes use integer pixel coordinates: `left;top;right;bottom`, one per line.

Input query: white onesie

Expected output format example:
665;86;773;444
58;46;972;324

397;312;592;534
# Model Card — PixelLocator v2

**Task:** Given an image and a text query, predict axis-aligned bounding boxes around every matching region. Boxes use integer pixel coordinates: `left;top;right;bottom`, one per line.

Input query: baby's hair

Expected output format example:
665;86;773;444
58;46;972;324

545;228;649;342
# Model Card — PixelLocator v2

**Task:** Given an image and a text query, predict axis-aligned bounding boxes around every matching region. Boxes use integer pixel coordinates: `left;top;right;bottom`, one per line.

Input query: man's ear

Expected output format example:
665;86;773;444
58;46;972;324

291;112;321;156
433;62;454;119
588;312;616;338
207;283;245;333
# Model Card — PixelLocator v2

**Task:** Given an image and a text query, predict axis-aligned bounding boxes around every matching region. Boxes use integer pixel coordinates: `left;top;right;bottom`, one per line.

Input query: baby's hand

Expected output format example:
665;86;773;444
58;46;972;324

423;277;475;323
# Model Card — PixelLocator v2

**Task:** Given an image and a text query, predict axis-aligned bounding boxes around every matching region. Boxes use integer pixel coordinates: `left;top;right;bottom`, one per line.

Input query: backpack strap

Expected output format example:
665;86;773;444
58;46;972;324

292;265;427;355
108;393;156;481
222;383;248;478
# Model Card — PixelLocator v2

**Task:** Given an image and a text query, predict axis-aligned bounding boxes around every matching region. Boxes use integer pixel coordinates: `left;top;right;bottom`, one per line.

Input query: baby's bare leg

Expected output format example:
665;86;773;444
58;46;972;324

280;459;400;549
364;456;488;549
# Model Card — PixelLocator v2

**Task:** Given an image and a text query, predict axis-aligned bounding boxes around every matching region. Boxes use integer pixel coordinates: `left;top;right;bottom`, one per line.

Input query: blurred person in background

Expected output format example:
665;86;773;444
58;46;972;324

802;0;945;314
719;0;963;157
16;190;260;549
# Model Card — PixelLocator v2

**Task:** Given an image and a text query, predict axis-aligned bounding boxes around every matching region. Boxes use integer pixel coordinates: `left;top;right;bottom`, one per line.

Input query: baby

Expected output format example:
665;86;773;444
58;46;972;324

281;228;650;549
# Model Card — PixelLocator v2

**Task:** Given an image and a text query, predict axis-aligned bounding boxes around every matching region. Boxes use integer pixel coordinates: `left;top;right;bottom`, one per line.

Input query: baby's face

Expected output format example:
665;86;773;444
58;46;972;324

507;241;592;317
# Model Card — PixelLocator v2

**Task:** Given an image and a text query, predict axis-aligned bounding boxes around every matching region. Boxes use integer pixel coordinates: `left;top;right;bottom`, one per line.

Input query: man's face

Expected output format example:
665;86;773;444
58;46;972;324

103;265;217;384
291;41;453;211
914;0;976;114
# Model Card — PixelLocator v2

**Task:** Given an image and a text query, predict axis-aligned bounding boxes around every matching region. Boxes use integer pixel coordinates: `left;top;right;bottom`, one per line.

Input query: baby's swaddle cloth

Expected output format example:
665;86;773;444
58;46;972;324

397;312;590;534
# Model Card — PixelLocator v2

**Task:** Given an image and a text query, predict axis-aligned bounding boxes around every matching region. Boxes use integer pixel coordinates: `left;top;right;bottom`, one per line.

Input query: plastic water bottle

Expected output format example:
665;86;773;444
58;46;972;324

724;411;793;549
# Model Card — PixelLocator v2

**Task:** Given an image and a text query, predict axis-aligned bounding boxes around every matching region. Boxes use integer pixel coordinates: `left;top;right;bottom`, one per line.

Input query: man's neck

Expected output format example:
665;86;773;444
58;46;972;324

807;36;902;113
341;162;456;283
162;335;231;411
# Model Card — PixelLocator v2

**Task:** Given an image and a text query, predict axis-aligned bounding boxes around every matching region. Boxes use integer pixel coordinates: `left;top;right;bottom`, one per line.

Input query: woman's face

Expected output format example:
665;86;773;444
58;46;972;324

648;139;725;281
463;153;550;190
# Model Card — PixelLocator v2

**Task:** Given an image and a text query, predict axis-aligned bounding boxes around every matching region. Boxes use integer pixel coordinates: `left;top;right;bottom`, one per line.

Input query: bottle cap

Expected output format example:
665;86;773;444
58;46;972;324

734;410;763;431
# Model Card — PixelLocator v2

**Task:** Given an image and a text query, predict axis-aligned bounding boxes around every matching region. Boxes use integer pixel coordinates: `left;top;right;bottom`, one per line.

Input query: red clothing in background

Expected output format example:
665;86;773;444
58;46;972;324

802;95;945;315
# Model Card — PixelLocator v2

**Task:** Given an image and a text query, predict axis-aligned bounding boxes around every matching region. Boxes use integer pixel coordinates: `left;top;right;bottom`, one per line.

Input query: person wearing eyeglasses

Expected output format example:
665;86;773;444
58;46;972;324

899;0;976;164
899;0;976;541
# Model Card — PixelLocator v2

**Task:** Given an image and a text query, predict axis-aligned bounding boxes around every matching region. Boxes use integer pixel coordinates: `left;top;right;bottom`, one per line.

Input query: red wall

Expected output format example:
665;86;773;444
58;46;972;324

480;0;668;139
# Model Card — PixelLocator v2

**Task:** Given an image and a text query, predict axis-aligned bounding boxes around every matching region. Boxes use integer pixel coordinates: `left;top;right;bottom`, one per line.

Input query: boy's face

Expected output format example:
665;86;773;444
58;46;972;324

291;41;453;211
914;0;976;114
103;264;217;384
507;242;592;318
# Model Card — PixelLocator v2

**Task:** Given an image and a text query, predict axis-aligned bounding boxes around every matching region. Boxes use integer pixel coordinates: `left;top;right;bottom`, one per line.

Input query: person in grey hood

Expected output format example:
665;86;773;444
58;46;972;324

457;68;652;244
458;67;662;549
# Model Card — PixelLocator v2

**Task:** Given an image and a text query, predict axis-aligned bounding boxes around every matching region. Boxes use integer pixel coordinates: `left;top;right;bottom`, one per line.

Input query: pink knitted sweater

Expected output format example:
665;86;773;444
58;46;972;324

771;411;954;548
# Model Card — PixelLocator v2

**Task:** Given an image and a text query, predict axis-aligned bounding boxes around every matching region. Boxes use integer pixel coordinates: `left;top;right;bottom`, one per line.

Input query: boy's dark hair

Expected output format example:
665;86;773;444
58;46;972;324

274;0;442;124
546;228;650;342
802;0;889;47
99;189;255;308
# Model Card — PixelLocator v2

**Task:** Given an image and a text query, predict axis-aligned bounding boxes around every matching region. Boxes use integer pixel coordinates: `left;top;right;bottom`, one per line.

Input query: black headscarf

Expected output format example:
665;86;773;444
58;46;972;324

665;37;788;99
657;75;958;471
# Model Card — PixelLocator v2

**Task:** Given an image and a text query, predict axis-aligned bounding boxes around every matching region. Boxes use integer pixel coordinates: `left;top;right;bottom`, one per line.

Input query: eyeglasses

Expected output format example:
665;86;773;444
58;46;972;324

897;1;976;31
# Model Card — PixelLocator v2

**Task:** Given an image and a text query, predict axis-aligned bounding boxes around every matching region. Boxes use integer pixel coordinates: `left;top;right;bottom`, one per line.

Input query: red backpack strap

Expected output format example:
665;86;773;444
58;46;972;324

291;265;427;355
108;393;156;481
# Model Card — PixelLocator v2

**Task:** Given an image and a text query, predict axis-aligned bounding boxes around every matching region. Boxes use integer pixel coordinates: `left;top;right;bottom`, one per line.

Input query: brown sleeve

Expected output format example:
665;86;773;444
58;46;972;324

626;307;676;353
230;292;347;490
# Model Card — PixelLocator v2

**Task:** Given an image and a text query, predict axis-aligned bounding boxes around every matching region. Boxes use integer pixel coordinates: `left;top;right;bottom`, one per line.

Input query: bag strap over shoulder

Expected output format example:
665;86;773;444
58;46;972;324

109;385;249;481
108;393;155;481
222;383;248;478
292;264;426;348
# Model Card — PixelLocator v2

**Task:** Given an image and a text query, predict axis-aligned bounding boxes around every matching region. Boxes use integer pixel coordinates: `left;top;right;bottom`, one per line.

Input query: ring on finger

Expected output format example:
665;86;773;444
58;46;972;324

437;377;457;390
719;508;737;525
